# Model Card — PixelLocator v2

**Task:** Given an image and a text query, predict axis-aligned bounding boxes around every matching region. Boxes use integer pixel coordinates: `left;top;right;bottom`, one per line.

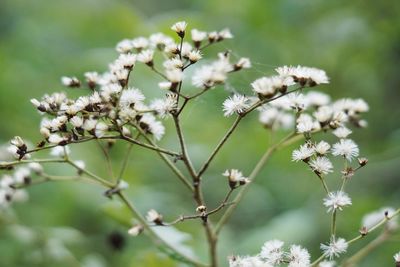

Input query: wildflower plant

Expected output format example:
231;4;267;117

0;21;399;267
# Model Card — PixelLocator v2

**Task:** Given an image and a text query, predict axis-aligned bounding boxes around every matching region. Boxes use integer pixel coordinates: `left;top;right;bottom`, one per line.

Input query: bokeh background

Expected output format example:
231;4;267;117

0;0;399;266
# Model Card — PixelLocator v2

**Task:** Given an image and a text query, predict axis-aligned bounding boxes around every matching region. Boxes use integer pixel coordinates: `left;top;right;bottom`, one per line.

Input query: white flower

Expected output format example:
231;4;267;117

150;93;178;118
235;58;251;69
116;53;136;68
192;58;231;88
137;49;154;64
292;144;314;162
288;245;310;267
306;91;331;107
230;256;271;267
163;57;184;70
28;162;43;174
276;65;329;86
95;122;109;138
146;209;163;224
191;29;207;42
259;107;294;130
70;116;84;128
128;225;144;237
315;141;331;155
13;167;31;184
158;81;172;90
50;146;70;157
260;239;285;265
48;134;67;145
0;175;14;189
149;33;174;49
82;118;98;131
319;261;336;267
296;114;319;134
10;136;25;148
61;76;80;87
222;94;250;116
119;88;145;108
116;39;133;53
314;106;333;123
171;21;187;36
362;207;398;231
223;169;249;188
166;69;184;83
188;50;202;63
332;127;352;139
320;237;348;259
309;157;333;175
218;28;233;39
394;252;400;263
323;191;352;212
132;37;149;50
287;93;308;111
332;139;359;161
139;114;165;140
251;76;293;97
84;71;99;85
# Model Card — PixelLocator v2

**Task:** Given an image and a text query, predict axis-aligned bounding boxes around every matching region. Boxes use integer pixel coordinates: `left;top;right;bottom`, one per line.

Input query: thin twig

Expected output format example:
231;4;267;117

215;132;300;234
117;192;208;267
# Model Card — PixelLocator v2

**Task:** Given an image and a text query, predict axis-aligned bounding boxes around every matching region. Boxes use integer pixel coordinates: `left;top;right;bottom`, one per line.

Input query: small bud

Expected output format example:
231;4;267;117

128;224;144;237
196;205;207;213
146;209;163;225
10;136;25;148
341;167;354;178
359;226;368;236
358;157;368;166
171;21;187;38
188;50;202;63
61;76;81;88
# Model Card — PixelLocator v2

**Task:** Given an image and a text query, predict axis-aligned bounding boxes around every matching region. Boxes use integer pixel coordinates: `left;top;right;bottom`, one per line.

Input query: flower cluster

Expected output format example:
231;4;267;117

0;163;42;207
1;20;397;267
229;240;311;267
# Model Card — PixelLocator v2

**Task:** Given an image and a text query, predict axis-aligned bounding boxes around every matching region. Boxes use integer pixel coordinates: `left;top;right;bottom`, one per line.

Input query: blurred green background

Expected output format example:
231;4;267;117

0;0;399;266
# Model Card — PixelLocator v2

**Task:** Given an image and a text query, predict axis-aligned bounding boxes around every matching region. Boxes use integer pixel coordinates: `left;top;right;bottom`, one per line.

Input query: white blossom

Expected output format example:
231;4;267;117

137;49;154;64
222;94;250;116
171;21;187;35
50;146;70;157
119;88;145;108
332;139;359;161
132;37;149;50
191;29;207;42
394;252;400;263
146;209;163;224
320;237;348;259
306;91;331;107
332;127;352;139
315;141;331;155
251;76;293;97
319;261;336;267
323;191;352;212
288;245;310;267
128;225;144;237
150;94;178;118
309;157;333;175
188;50;202;63
292;144;315;162
94;122;109;138
166;69;184;83
276;65;329;86
116;39;133;53
260;239;285;265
